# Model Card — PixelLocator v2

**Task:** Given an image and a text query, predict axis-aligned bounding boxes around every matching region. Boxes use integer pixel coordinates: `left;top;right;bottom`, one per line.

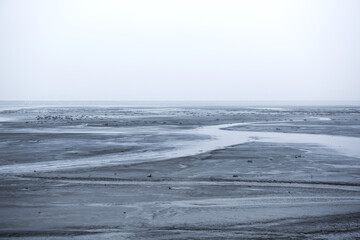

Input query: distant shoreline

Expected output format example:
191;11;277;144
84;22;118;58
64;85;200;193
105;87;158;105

1;100;360;107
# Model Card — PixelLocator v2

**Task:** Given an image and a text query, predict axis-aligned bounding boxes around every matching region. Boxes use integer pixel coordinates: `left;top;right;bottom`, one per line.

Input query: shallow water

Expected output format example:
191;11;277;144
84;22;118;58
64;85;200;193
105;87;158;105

198;121;360;158
1;103;360;239
1;118;359;174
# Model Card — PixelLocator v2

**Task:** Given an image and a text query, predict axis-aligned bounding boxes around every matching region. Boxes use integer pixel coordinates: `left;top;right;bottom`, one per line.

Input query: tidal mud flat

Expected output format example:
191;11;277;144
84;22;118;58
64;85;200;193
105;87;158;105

0;103;360;239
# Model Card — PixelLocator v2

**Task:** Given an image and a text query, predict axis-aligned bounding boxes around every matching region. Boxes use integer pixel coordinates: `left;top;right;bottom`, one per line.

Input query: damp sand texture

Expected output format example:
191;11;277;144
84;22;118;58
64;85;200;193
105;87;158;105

0;103;360;239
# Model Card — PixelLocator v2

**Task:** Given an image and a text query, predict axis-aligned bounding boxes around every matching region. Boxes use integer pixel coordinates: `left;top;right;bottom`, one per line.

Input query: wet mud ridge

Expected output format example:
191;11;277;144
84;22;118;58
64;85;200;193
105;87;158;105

19;174;360;187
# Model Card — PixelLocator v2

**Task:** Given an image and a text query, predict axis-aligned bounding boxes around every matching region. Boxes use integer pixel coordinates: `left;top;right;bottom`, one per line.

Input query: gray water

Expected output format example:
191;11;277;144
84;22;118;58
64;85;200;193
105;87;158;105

1;102;359;173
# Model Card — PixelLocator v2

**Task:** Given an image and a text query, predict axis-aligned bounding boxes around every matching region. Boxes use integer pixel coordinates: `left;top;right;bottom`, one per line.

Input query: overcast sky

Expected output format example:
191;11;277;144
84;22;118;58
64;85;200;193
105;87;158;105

0;0;359;101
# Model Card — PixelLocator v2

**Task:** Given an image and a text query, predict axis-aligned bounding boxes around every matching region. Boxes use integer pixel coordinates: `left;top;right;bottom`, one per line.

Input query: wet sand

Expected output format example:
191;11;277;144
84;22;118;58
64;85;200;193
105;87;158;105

0;104;360;239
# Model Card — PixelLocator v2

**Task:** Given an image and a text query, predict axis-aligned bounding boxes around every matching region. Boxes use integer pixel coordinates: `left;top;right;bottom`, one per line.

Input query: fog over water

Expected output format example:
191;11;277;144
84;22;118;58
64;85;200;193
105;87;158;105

1;0;360;101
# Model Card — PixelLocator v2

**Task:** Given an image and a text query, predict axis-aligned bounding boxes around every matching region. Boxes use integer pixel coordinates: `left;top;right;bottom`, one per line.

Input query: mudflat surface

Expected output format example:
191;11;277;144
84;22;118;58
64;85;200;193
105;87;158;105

0;103;360;239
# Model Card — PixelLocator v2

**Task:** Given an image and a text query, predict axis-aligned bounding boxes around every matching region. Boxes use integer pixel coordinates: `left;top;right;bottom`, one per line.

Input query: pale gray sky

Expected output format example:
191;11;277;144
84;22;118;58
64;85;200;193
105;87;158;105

0;0;359;101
